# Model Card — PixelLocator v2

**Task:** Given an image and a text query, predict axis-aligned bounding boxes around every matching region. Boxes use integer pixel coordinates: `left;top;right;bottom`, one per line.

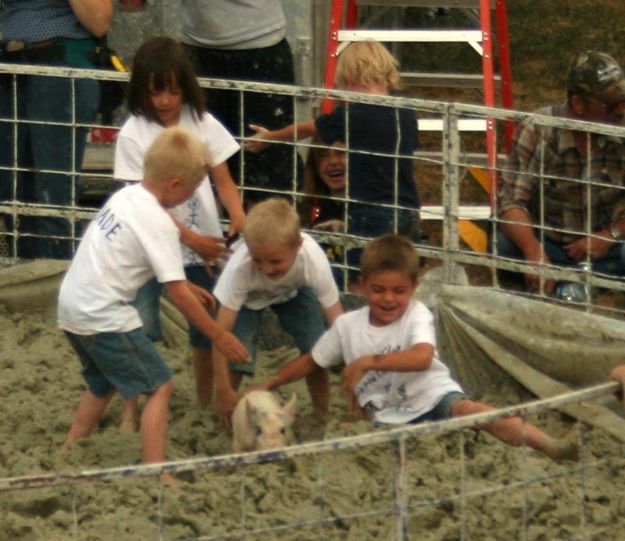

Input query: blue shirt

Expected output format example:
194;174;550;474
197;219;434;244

1;0;92;43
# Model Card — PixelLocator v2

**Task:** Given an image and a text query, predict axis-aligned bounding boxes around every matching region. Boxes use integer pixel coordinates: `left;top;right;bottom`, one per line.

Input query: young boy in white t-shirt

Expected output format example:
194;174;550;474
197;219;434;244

212;198;343;428
256;234;579;461
59;127;248;474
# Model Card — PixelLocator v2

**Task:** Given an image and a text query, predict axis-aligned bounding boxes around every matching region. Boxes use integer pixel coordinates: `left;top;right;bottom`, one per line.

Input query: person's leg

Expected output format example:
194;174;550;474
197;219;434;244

140;379;173;464
22;74;98;258
274;288;329;416
62;389;114;450
193;347;213;408
120;397;138;433
452;399;579;461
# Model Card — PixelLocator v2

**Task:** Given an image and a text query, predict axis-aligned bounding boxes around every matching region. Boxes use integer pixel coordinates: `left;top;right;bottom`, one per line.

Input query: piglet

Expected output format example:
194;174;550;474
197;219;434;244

232;390;297;452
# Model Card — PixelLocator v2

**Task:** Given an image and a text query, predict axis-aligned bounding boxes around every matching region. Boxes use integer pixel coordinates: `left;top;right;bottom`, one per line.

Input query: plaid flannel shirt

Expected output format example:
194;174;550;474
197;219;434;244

497;104;625;244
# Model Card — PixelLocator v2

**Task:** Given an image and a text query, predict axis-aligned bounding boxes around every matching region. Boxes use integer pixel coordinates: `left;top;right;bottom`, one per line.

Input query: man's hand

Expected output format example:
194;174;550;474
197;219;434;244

215;387;239;431
244;124;270;152
213;330;249;364
522;244;556;294
565;233;612;261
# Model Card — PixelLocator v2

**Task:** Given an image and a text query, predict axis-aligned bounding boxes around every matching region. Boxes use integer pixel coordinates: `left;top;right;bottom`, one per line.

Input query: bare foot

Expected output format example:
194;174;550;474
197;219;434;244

544;432;580;462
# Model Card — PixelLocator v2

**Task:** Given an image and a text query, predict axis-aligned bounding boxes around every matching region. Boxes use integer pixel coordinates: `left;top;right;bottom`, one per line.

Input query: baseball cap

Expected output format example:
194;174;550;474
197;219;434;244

566;50;625;106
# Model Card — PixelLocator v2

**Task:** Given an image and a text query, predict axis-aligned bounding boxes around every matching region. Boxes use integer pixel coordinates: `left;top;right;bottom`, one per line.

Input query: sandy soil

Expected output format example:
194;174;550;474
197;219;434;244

1;292;625;541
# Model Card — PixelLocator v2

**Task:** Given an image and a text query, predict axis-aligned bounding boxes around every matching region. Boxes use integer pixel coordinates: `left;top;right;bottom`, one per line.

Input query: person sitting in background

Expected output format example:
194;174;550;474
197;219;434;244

299;140;347;287
496;50;625;294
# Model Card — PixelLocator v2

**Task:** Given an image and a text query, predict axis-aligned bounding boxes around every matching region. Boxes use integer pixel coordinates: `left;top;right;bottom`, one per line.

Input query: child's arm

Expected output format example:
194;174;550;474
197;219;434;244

245;120;318;152
164;280;248;362
342;343;435;395
324;302;343;326
255;353;322;391
212;305;247;428
210;162;246;237
174;217;230;267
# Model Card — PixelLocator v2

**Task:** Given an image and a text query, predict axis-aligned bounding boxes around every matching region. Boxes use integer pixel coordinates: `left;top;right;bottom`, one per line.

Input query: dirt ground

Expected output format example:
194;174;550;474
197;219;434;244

1;280;625;540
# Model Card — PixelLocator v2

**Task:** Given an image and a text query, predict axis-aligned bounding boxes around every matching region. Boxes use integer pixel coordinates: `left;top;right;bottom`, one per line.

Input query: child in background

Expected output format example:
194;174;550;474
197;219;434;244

255;234;579;462
211;198;344;428
246;40;420;244
299;140;347;287
114;37;246;427
59;128;248;473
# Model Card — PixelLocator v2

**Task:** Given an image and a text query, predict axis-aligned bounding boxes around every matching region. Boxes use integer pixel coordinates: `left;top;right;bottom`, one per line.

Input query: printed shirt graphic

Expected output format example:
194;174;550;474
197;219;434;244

312;300;462;424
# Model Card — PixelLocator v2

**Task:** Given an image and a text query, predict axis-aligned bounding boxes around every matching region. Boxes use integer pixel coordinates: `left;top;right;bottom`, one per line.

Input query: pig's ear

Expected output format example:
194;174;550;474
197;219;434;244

245;397;254;422
283;393;297;418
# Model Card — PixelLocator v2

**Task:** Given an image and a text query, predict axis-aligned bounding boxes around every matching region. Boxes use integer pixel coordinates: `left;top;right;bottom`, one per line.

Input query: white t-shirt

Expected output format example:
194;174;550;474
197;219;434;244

213;233;340;311
58;184;186;335
312;300;463;424
114;105;240;266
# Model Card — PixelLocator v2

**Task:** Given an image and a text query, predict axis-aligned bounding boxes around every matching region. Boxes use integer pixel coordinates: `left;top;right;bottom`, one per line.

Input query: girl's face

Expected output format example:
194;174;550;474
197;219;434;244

149;75;183;127
316;145;346;194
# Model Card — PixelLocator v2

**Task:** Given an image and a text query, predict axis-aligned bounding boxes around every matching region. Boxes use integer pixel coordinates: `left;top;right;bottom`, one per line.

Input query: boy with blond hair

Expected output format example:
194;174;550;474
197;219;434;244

59;127;248;471
212;197;343;427
246;40;420;246
256;234;579;461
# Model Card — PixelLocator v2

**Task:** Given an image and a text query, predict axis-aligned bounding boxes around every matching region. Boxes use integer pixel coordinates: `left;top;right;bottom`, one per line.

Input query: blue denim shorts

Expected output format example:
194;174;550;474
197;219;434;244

229;286;326;375
408;391;466;424
186;265;217;348
65;329;173;400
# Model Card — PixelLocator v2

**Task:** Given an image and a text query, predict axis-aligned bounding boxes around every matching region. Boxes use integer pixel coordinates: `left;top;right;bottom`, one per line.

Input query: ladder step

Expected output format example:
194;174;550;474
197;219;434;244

337;29;482;43
401;71;500;88
419;118;486;131
356;1;494;7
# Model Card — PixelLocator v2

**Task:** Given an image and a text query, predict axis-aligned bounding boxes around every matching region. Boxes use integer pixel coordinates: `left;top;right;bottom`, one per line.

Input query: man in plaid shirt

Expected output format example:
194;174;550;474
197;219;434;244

496;51;625;293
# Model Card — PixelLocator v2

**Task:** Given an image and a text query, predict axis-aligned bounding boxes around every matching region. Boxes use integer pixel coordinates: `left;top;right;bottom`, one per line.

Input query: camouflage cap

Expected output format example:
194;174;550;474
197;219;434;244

567;50;625;105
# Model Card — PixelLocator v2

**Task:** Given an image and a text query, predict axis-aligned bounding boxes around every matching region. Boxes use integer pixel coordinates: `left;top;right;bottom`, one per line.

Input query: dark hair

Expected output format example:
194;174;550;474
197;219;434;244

360;234;420;283
299;139;334;226
127;36;205;124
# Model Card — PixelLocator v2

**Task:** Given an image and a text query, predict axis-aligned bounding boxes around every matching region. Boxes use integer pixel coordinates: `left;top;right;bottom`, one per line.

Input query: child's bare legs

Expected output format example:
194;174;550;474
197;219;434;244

140;380;173;464
306;368;329;419
62;389;114;451
193;347;212;409
452;399;579;461
120;397;138;432
609;365;625;412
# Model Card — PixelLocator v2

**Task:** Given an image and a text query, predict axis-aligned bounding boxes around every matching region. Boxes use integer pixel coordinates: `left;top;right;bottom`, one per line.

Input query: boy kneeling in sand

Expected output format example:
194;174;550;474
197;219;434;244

59;127;248;472
256;234;579;461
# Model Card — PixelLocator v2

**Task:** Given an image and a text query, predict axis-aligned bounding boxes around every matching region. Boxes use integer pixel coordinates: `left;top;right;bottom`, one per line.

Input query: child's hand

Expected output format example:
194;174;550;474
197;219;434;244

609;365;625;411
244;381;272;393
244;124;270;152
193;234;232;264
213;331;249;364
345;391;366;420
188;282;217;312
314;219;345;233
341;356;372;394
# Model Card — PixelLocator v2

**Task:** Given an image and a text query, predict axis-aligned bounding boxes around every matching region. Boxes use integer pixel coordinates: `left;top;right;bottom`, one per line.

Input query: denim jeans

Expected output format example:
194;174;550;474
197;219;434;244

0;71;99;259
494;228;625;277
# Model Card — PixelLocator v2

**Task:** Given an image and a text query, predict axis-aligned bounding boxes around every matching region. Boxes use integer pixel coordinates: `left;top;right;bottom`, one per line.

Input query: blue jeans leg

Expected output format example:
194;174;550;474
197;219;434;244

18;74;99;259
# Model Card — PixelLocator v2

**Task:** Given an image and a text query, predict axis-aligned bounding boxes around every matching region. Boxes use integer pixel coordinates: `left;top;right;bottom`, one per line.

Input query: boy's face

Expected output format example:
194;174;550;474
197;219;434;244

247;239;301;281
360;270;417;327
